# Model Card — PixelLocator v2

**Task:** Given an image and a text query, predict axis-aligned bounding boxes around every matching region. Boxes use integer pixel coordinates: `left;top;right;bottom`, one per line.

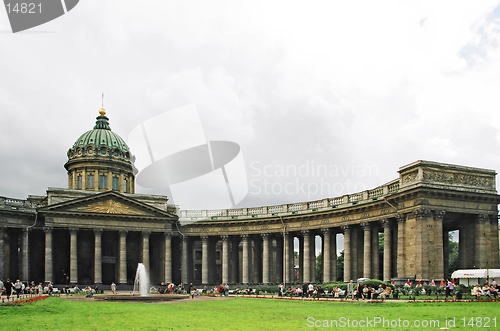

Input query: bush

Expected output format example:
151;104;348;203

319;281;348;292
257;286;279;294
360;279;393;291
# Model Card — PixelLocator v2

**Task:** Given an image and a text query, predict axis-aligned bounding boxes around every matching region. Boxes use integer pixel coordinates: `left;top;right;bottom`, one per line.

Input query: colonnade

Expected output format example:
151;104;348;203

1;212;499;285
0;227;175;285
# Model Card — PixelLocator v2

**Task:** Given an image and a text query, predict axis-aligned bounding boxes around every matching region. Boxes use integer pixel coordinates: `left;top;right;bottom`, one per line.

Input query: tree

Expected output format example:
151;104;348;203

337;250;344;281
316;252;322;282
448;233;459;279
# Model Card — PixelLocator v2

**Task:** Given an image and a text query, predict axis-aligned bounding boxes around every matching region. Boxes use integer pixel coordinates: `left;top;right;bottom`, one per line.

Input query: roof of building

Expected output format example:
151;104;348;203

67;109;131;163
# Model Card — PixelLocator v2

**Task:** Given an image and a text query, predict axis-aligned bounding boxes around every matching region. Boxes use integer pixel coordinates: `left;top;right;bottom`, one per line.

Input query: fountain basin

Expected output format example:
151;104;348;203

94;294;189;303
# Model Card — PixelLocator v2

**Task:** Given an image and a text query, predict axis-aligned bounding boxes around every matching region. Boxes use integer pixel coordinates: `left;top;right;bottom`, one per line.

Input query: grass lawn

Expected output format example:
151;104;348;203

1;296;500;330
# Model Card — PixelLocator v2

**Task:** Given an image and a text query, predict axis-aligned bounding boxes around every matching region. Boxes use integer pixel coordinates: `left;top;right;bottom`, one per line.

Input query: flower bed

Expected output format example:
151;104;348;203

2;295;49;306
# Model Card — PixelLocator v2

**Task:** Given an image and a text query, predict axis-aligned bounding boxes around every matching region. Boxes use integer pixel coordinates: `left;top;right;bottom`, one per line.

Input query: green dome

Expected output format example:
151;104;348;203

67;111;131;163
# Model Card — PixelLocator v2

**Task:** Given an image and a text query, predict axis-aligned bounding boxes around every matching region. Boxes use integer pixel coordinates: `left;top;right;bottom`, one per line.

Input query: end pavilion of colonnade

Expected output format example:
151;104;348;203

1;108;499;287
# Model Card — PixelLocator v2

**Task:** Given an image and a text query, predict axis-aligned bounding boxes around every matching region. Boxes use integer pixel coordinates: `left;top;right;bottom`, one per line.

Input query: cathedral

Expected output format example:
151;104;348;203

0;108;179;286
1;108;500;288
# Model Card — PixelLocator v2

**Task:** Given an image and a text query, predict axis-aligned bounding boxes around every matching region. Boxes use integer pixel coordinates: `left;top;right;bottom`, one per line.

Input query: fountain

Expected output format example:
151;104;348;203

133;263;149;296
93;262;188;302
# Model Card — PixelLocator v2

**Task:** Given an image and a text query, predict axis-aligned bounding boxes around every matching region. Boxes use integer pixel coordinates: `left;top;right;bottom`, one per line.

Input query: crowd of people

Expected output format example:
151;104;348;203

346;280;391;300
0;279;54;299
278;282;326;299
471;280;499;299
3;277;500;301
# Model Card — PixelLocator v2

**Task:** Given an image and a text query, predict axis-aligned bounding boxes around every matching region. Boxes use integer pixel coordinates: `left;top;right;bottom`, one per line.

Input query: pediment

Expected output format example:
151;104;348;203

75;199;145;215
39;191;176;219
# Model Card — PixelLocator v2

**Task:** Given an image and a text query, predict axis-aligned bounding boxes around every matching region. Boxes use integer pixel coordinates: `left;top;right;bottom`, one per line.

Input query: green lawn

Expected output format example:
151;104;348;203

1;296;500;330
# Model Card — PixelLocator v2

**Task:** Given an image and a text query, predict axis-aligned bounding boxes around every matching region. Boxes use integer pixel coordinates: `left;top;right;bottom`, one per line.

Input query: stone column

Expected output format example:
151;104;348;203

241;234;249;284
434;210;445;280
361;222;371;279
322;228;331;283
342;225;351;282
222;235;229;284
381;219;391;282
371;224;379;280
310;234;316;283
331;231;337;282
164;233;172;283
458;225;467;269
275;235;283;284
261;233;270;284
231;237;239;283
477;214;488;268
285;232;294;285
0;227;5;281
201;235;209;284
302;230;310;283
69;228;78;284
142;231;150;277
396;214;405;278
94;229;102;284
491;218;500;268
298;236;304;283
119;230;127;284
21;228;29;281
181;236;189;284
43;227;54;283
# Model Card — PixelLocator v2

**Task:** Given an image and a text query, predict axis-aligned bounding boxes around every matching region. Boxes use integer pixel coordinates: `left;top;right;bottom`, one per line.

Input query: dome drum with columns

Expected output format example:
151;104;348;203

1;106;500;289
64;108;135;194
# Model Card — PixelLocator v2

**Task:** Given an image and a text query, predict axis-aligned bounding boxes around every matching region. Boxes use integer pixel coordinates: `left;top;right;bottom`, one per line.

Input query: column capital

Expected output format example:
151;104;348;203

43;226;53;233
414;207;430;219
341;225;350;231
164;232;172;239
69;227;78;233
301;229;310;236
142;231;151;237
240;234;248;240
201;235;209;241
94;228;103;235
260;233;269;239
361;222;371;231
321;228;330;235
396;213;406;223
478;214;489;223
433;210;446;220
380;218;390;228
119;230;128;236
221;235;229;240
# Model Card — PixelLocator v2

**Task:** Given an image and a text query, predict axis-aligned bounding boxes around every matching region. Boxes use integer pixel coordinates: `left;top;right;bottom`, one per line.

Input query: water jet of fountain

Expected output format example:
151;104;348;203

133;263;149;296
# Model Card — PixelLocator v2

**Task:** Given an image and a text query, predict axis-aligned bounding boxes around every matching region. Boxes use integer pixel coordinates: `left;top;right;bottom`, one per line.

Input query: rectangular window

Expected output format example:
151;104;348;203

77;175;82;189
123;179;128;193
87;175;94;189
112;177;119;191
99;175;107;189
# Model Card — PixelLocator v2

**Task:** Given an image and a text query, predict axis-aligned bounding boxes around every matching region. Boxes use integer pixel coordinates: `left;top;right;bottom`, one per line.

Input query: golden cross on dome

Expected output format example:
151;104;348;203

99;92;106;116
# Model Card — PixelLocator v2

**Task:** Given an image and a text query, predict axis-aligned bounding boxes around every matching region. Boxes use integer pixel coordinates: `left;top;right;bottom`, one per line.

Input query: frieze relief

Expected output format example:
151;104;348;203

403;170;418;184
422;170;492;188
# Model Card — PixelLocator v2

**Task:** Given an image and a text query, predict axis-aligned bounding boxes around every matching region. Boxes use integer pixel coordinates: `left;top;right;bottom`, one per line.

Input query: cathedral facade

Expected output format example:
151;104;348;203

1;109;500;287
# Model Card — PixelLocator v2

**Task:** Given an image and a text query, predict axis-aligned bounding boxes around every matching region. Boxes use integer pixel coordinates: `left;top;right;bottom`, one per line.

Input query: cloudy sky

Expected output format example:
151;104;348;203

2;1;500;214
